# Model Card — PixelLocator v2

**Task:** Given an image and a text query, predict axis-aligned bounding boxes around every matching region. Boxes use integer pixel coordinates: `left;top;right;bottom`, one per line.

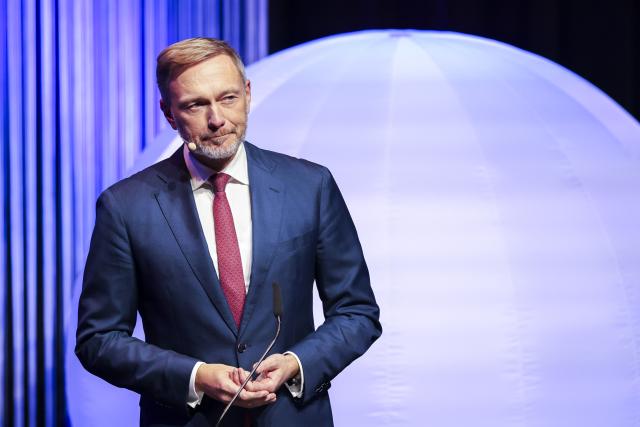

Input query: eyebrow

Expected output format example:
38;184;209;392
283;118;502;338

177;97;209;108
177;87;243;107
217;87;243;97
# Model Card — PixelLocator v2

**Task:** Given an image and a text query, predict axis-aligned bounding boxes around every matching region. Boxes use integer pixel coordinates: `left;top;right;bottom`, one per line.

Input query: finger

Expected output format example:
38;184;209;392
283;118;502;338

241;388;269;398
234;391;278;408
235;398;274;409
231;368;240;385
237;388;269;402
254;354;278;369
242;378;266;392
255;355;281;375
238;367;251;384
215;381;241;402
251;374;279;393
212;386;237;404
229;371;254;395
252;354;273;370
223;371;251;395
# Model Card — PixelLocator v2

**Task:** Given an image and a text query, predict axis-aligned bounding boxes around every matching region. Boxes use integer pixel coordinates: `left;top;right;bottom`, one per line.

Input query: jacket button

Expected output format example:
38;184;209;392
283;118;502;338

237;343;247;353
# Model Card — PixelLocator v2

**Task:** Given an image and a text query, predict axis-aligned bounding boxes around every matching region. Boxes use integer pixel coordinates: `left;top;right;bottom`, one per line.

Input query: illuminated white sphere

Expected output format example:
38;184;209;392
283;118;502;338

247;30;640;427
67;30;640;426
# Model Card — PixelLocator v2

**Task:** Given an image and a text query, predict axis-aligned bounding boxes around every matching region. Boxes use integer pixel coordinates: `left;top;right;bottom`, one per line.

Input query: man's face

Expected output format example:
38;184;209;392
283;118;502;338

161;54;251;161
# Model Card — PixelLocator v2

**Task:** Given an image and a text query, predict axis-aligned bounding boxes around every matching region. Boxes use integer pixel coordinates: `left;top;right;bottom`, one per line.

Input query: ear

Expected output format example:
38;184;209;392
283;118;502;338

244;80;252;114
160;99;177;130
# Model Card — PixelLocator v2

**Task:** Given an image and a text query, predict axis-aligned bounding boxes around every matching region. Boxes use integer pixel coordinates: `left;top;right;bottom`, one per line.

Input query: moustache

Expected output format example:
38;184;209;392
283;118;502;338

200;130;235;141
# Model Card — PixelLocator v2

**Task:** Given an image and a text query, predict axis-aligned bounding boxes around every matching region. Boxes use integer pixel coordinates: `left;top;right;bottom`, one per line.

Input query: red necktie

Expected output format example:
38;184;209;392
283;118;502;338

212;173;246;327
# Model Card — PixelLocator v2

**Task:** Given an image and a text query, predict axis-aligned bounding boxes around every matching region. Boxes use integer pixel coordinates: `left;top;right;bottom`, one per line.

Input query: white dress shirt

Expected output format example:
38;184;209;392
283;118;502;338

185;142;253;291
182;143;303;407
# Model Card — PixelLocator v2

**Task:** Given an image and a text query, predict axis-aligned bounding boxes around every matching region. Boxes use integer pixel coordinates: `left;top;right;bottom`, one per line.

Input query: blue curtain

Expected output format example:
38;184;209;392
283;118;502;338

0;1;268;425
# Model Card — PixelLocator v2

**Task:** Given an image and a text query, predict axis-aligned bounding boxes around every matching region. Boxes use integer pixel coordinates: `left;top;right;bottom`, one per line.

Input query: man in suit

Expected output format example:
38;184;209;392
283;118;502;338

76;37;381;426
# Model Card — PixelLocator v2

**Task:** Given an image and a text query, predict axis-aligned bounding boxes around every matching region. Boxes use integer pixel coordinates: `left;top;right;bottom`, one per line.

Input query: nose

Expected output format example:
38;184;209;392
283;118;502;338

207;106;225;129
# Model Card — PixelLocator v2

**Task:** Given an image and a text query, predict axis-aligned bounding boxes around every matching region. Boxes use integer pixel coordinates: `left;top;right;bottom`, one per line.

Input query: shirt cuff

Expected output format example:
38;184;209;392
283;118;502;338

187;361;205;408
283;351;304;398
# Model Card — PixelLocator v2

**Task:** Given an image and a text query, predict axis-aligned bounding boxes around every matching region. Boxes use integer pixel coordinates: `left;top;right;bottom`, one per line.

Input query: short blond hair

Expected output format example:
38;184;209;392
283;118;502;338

156;37;246;103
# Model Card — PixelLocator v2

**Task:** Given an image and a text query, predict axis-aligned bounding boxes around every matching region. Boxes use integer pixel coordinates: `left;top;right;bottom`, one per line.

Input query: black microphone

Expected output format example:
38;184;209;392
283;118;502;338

216;282;283;427
272;282;283;318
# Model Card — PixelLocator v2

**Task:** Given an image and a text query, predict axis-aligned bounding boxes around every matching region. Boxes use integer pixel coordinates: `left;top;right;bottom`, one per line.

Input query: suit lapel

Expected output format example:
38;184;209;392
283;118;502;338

154;149;239;335
239;142;284;335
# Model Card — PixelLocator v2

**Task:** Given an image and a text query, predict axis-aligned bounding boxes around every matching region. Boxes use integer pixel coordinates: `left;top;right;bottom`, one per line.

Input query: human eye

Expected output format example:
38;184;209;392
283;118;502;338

185;102;202;112
220;94;238;105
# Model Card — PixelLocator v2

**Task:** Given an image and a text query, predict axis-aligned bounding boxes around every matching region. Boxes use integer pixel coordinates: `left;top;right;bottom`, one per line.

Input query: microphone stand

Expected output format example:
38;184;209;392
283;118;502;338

215;283;283;427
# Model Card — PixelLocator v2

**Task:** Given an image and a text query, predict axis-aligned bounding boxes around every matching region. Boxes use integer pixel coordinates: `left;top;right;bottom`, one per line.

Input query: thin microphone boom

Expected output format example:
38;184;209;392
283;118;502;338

216;283;283;427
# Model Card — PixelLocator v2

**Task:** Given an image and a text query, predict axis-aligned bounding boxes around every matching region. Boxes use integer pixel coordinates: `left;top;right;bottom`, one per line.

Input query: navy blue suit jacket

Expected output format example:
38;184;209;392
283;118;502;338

76;142;381;426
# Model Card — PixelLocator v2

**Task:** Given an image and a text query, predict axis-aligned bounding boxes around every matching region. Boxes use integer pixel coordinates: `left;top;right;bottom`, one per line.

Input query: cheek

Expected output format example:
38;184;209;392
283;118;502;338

176;116;204;133
175;120;191;135
229;109;249;127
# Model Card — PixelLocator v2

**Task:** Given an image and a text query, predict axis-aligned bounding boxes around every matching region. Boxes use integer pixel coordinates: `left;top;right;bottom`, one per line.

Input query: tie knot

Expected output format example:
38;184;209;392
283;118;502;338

211;173;231;193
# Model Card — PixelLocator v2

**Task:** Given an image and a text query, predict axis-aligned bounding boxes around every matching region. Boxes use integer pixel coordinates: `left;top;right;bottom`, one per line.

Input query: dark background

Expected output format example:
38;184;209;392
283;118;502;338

269;0;640;121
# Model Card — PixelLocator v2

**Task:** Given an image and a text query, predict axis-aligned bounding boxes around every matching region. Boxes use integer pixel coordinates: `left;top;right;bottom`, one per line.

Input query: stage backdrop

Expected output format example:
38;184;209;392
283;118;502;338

66;30;640;426
1;1;267;425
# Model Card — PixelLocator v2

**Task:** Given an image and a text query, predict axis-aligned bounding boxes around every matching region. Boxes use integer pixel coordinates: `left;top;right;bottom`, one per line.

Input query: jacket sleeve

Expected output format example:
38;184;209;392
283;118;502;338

289;168;382;404
75;188;198;409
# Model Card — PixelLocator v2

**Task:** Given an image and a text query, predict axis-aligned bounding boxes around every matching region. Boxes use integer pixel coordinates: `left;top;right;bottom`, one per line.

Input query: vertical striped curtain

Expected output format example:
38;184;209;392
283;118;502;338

0;1;268;425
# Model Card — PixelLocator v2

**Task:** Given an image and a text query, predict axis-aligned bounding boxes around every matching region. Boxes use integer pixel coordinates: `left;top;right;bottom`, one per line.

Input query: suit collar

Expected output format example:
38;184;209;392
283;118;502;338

183;142;250;189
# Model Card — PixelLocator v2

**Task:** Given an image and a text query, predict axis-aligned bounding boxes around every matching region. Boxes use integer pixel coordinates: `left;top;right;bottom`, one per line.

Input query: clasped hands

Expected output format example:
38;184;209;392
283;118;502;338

194;353;299;408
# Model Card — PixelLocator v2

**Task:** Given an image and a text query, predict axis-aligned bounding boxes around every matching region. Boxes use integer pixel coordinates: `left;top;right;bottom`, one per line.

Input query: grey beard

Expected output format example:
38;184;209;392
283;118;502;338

186;135;243;160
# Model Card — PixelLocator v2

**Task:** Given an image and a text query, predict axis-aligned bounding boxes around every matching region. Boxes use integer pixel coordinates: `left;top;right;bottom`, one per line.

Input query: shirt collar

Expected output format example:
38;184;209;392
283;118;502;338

183;142;249;191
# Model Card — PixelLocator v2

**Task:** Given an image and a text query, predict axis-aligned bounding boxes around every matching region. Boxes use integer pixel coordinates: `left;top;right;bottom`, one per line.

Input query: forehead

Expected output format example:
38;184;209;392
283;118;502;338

169;55;244;97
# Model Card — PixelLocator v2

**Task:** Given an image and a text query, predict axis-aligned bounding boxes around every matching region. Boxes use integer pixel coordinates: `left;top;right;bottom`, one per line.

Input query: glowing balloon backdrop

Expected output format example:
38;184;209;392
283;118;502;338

67;30;640;426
